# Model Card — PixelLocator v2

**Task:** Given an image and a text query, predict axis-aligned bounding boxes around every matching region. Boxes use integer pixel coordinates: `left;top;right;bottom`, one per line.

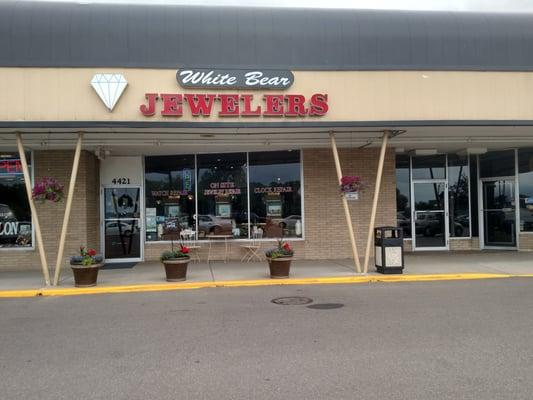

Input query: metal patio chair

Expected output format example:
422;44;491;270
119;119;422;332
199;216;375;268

180;229;202;263
240;231;263;262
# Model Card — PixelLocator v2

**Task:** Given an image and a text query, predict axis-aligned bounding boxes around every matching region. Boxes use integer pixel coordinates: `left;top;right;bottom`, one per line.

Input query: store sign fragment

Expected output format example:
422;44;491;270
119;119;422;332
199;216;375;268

177;68;294;90
0;159;23;175
139;93;328;118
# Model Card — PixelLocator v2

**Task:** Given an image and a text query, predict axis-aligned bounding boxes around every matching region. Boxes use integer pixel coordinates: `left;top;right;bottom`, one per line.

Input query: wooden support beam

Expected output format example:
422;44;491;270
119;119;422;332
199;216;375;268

16;132;51;286
53;132;84;286
330;132;361;273
363;131;390;274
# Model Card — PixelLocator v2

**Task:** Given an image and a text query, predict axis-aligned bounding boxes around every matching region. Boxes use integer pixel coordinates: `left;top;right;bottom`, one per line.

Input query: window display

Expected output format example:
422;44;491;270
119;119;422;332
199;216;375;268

249;151;302;238
145;150;303;241
197;153;248;238
0;153;32;248
145;155;195;241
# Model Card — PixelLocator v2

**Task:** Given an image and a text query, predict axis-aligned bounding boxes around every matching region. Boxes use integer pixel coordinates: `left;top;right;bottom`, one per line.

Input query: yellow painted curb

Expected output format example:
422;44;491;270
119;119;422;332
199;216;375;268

0;272;528;298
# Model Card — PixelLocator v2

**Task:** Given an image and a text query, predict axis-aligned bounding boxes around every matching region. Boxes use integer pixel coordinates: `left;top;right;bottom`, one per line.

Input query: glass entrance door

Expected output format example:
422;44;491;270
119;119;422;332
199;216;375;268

412;182;449;249
481;179;516;248
103;187;143;261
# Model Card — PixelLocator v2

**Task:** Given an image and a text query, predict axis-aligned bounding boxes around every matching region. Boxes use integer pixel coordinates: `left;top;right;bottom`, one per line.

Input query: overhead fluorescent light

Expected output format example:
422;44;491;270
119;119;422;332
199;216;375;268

457;148;487;155
412;149;438;156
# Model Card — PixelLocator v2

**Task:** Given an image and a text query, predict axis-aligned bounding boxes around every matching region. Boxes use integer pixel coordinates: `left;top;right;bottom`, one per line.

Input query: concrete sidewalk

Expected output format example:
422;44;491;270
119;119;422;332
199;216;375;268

0;251;531;293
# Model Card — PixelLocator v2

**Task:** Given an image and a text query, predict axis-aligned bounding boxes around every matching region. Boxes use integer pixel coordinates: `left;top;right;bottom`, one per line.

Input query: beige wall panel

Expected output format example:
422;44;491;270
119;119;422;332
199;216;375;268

2;69;533;122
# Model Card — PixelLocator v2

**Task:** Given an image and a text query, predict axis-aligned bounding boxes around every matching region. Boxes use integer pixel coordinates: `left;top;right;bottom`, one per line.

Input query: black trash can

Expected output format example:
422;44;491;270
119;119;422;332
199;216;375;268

374;227;404;274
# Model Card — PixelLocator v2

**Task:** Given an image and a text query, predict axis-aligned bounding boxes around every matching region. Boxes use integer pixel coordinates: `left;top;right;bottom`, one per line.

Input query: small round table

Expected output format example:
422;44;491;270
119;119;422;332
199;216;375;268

206;234;232;263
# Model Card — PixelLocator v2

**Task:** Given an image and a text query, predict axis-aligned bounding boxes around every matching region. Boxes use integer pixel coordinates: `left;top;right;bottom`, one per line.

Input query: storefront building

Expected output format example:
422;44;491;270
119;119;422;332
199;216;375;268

1;2;533;273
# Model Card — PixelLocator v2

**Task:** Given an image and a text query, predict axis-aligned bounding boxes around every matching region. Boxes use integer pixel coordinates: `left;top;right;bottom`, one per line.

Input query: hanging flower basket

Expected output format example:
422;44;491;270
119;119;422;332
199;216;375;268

32;177;64;203
340;175;367;200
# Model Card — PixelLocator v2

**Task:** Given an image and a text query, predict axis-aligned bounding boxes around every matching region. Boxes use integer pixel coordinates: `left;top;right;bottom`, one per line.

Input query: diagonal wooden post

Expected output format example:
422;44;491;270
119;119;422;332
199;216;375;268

53;132;84;286
330;132;361;273
363;131;390;274
16;132;51;286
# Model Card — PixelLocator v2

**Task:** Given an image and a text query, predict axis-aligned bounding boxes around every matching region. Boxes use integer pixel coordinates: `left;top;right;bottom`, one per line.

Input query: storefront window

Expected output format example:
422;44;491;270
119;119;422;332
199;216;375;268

448;155;470;237
479;150;515;178
197;153;248;238
145;155;196;241
0;153;32;248
249;150;302;238
395;155;411;238
412;155;446;180
518;148;533;232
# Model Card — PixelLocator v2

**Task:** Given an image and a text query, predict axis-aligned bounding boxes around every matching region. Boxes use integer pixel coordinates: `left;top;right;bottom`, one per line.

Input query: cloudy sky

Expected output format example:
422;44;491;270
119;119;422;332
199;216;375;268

28;0;533;12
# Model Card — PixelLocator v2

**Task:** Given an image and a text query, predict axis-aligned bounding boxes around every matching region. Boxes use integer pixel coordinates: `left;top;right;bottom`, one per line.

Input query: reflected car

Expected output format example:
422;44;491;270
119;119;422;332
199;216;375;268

197;215;233;236
105;221;138;236
0;203;15;221
415;213;444;237
396;212;411;236
278;215;301;229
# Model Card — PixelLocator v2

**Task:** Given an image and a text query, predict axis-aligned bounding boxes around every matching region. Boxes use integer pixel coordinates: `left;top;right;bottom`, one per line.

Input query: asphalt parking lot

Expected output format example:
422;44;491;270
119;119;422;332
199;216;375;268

1;278;532;400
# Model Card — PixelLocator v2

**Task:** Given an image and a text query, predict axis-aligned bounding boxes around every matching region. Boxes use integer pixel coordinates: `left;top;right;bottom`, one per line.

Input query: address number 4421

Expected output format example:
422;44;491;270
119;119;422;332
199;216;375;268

112;178;131;185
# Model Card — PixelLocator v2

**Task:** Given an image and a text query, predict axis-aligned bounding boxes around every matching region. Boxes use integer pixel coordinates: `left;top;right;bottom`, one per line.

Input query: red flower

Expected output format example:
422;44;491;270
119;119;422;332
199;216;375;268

180;246;190;254
282;243;292;251
87;249;97;257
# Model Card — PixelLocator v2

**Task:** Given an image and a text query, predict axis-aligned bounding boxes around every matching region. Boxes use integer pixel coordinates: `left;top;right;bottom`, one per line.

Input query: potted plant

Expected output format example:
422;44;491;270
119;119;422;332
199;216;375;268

70;246;104;287
340;175;366;200
160;244;191;281
265;240;294;279
32;177;64;203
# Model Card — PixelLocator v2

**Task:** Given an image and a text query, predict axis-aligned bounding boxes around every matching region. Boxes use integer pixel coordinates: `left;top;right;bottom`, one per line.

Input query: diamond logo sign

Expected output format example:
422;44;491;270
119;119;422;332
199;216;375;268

90;74;128;111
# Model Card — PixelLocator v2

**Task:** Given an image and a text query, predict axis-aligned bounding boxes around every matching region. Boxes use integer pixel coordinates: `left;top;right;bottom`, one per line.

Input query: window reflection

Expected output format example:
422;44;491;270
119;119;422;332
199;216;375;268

395;155;411;238
145;155;196;241
412;155;446;180
518;148;533;232
249;151;302;238
0;153;32;248
479;150;515;178
448;155;470;237
197;153;247;238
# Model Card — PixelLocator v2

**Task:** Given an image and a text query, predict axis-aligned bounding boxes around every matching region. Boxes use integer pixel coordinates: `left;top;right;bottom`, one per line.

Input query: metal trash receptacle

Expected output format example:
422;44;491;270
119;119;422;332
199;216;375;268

375;227;404;274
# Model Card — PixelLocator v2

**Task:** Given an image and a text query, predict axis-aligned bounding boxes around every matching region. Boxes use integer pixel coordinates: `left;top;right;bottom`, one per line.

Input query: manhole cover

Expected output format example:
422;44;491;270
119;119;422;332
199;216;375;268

306;303;344;310
271;296;313;305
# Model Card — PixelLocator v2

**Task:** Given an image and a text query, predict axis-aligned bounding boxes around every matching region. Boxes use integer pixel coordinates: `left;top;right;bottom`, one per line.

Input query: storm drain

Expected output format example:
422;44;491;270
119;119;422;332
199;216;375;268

271;296;313;305
306;303;344;310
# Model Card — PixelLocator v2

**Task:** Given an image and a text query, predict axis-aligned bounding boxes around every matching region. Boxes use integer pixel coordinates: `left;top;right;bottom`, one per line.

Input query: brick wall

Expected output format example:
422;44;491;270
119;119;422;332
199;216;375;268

0;150;99;271
301;147;396;259
519;233;533;251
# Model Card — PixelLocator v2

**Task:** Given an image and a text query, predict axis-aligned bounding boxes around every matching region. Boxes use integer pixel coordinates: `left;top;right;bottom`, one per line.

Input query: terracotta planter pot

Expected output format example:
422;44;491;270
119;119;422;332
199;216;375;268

162;257;190;281
267;257;293;279
70;263;103;287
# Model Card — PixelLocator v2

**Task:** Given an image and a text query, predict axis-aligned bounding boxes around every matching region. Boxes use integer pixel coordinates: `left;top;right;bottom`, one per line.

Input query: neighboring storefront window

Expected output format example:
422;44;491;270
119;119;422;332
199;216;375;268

396;153;471;240
518;148;533;232
448;155;470;237
197;153;248;238
395;155;411;238
479;150;515;178
145;155;196;241
0;153;32;248
249;151;302;238
412;155;446;180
